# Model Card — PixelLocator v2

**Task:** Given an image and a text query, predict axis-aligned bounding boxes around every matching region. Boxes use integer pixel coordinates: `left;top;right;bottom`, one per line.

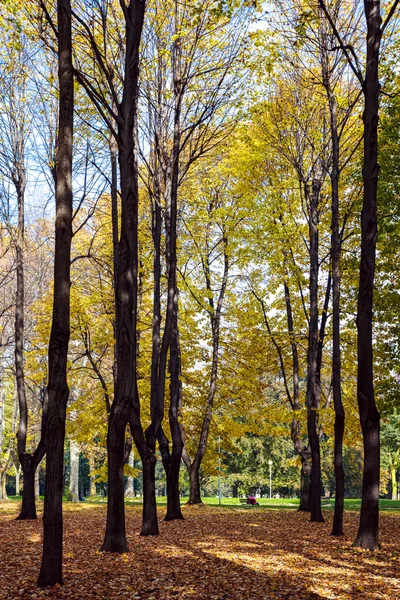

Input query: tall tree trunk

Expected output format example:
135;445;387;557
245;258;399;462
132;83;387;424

353;0;381;551
284;281;311;512
13;169;41;521
37;0;73;586
319;19;346;536
11;115;46;521
306;179;324;523
329;90;345;538
102;0;148;551
68;440;79;502
184;233;229;505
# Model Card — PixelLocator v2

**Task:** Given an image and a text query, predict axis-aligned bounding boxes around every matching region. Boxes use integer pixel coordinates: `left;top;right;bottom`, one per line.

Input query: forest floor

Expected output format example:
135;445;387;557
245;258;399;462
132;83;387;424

0;502;399;600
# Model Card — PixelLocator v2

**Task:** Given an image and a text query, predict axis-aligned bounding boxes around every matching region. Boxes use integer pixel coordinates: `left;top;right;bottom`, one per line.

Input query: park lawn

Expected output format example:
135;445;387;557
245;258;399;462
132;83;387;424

1;502;400;599
7;496;400;512
8;495;400;512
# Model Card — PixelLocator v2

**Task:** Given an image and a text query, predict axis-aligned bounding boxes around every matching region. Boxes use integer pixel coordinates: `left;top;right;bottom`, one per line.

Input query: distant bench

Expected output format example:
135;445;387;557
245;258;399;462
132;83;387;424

239;497;258;506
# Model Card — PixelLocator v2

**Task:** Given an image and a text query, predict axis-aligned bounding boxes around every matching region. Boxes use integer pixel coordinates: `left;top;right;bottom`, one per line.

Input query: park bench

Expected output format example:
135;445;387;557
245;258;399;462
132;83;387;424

239;497;257;507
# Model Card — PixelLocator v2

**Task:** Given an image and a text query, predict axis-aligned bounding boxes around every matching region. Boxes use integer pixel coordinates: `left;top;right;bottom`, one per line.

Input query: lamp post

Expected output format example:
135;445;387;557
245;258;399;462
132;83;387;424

268;460;272;499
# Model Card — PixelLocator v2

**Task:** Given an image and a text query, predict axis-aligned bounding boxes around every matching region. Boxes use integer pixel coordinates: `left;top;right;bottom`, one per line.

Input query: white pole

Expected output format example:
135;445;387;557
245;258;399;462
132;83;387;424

218;435;221;505
269;460;272;499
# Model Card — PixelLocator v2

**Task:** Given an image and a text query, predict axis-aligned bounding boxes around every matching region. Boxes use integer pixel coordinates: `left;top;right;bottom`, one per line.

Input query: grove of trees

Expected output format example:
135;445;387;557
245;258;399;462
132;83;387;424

0;0;399;588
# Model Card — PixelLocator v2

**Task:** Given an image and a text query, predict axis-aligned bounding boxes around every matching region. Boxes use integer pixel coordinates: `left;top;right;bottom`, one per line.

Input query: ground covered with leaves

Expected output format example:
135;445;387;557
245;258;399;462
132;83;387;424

0;502;399;599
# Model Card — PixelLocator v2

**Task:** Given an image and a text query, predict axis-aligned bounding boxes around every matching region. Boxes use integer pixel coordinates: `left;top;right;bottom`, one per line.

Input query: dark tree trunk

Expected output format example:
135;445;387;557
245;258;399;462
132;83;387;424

101;427;128;552
306;179;324;523
141;451;158;535
17;456;37;520
299;459;311;512
353;0;382;552
187;464;202;505
319;21;346;535
328;79;345;539
37;0;73;587
102;0;148;551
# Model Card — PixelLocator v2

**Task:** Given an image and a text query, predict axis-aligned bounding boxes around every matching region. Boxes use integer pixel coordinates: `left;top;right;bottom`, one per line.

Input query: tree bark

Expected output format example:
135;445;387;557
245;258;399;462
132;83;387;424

299;459;311;512
37;0;73;586
17;456;37;519
306;178;325;523
187;464;202;505
353;0;382;552
319;32;346;535
101;0;148;551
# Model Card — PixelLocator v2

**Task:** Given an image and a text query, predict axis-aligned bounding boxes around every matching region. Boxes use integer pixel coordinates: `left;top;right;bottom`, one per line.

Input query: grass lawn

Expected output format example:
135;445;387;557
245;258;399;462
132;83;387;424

0;501;399;599
7;495;400;511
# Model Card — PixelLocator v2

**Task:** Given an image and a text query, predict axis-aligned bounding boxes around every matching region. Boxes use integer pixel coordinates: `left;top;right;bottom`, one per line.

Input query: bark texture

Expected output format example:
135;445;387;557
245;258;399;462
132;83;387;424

353;0;382;551
306;178;325;523
37;0;73;586
102;0;149;551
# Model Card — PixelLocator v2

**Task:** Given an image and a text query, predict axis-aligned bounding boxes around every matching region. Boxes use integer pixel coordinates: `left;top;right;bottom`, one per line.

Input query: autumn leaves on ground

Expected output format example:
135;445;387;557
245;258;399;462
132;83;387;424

1;503;399;600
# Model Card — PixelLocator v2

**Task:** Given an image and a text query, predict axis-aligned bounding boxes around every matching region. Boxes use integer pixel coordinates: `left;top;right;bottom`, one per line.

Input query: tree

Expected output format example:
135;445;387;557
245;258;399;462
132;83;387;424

319;0;400;550
37;0;74;586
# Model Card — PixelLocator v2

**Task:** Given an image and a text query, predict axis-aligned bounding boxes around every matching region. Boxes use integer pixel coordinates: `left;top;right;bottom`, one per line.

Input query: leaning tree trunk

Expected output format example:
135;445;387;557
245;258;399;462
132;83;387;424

37;0;73;587
353;0;381;551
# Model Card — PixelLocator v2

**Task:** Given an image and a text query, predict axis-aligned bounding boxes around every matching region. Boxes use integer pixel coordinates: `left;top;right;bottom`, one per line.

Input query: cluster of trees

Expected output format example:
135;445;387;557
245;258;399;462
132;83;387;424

0;0;400;588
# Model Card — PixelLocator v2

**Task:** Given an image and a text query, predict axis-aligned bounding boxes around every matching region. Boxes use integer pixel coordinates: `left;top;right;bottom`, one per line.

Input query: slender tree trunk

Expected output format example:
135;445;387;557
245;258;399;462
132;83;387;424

330;97;345;537
35;467;40;499
68;440;79;502
165;312;184;521
353;0;381;551
391;466;397;501
141;451;158;535
101;0;148;551
1;472;7;499
15;466;20;496
37;0;73;586
319;23;346;536
13;134;40;521
299;459;312;512
89;456;96;497
306;179;324;523
125;451;135;498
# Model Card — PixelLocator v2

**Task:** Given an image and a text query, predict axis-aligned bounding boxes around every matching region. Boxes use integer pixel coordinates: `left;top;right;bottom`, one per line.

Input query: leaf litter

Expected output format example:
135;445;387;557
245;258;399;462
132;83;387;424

0;502;399;599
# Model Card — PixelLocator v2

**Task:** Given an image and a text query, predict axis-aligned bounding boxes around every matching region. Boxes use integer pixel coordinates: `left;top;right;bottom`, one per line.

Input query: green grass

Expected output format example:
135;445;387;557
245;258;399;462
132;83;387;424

5;495;400;511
